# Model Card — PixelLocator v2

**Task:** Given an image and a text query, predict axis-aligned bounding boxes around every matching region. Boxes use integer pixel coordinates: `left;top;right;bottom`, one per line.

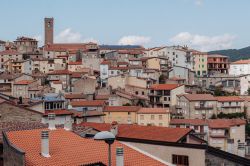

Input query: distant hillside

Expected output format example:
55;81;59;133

208;46;250;62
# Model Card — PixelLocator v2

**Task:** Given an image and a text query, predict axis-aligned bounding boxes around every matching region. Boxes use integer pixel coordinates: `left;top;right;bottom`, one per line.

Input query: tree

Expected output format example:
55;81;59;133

210;114;217;119
246;124;250;137
248;87;250;95
159;74;167;84
123;103;131;106
214;87;223;96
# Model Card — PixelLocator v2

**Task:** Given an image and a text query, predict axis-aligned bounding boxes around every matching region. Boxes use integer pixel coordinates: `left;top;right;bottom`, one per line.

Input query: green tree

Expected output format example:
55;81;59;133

123;103;131;106
214;87;223;96
159;74;166;84
248;87;250;95
210;114;217;119
246;124;250;137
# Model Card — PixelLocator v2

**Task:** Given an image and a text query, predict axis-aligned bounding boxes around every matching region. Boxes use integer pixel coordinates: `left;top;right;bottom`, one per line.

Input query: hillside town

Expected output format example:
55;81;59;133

1;18;250;166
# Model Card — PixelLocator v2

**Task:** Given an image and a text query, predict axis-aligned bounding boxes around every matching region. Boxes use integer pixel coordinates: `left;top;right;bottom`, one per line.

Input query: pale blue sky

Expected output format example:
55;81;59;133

1;0;250;50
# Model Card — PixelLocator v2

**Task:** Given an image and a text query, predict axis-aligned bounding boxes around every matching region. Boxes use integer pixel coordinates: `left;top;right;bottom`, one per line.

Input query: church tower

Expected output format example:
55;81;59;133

44;17;54;45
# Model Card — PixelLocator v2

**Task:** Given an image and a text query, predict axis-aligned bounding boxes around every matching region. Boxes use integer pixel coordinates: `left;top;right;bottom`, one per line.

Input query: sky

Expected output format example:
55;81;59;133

1;0;250;51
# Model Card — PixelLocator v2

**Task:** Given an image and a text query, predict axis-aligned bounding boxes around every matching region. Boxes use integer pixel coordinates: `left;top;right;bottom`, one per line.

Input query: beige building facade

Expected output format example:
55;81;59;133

137;108;170;127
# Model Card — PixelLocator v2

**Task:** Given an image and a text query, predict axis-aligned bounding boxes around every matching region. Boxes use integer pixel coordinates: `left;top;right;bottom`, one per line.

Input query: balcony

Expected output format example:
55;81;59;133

175;105;182;109
148;93;162;96
221;105;241;108
194;105;213;110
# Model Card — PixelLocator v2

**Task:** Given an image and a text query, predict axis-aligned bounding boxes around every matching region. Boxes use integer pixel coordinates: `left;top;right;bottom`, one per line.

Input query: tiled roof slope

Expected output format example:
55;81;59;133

6;129;166;166
80;122;192;143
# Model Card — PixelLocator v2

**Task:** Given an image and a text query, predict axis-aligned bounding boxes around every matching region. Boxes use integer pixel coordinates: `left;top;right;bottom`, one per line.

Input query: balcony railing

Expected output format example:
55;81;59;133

194;105;213;110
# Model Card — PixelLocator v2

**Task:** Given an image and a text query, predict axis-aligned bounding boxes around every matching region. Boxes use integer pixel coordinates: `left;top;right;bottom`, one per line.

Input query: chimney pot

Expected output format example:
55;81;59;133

48;113;56;130
41;131;50;157
116;147;124;166
64;120;72;131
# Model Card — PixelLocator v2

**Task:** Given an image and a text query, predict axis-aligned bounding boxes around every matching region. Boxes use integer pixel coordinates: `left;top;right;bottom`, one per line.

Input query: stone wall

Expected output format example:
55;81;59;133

205;152;243;166
0;102;42;122
3;132;25;166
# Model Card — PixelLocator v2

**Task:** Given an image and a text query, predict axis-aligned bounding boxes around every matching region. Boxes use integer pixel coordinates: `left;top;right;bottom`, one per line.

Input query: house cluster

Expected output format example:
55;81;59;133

0;18;250;166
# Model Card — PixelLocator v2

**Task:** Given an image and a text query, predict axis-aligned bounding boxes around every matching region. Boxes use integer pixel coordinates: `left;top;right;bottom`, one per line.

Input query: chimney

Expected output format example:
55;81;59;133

41;130;50;157
110;121;118;136
48;113;56;130
64;120;72;131
116;147;124;166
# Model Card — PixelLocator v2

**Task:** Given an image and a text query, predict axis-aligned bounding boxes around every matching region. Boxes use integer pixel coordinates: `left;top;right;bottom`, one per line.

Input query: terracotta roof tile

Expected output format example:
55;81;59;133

0;50;21;55
52;80;62;84
64;93;86;99
68;61;82;65
170;119;208;126
6;129;166;166
95;95;110;100
80;122;192;143
104;106;141;112
208;119;246;129
181;94;216;101
14;80;34;85
71;100;105;107
44;110;73;116
48;70;72;75
215;96;244;102
150;84;181;90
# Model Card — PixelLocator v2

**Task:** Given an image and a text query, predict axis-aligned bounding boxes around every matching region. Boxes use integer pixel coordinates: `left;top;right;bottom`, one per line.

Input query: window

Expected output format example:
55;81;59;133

142;91;145;95
140;115;144;120
111;71;114;74
194;126;198;130
128;112;131;115
135;91;138;95
159;115;163;120
151;115;155;120
164;97;167;101
172;154;189;166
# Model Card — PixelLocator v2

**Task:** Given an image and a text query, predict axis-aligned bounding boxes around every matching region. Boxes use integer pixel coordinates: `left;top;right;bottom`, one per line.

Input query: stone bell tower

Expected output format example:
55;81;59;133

44;17;54;45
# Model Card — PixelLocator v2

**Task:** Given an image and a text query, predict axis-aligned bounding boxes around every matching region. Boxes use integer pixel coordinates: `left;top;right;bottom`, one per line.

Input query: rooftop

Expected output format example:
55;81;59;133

71;100;105;107
170;119;246;129
43;109;73;116
104;106;141;112
47;70;72;75
215;96;244;102
80;122;192;143
64;93;86;99
180;94;216;101
5;129;166;166
13;80;34;85
208;119;246;129
231;59;250;64
207;54;228;58
170;119;208;126
0;50;21;55
68;61;82;65
150;84;181;90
